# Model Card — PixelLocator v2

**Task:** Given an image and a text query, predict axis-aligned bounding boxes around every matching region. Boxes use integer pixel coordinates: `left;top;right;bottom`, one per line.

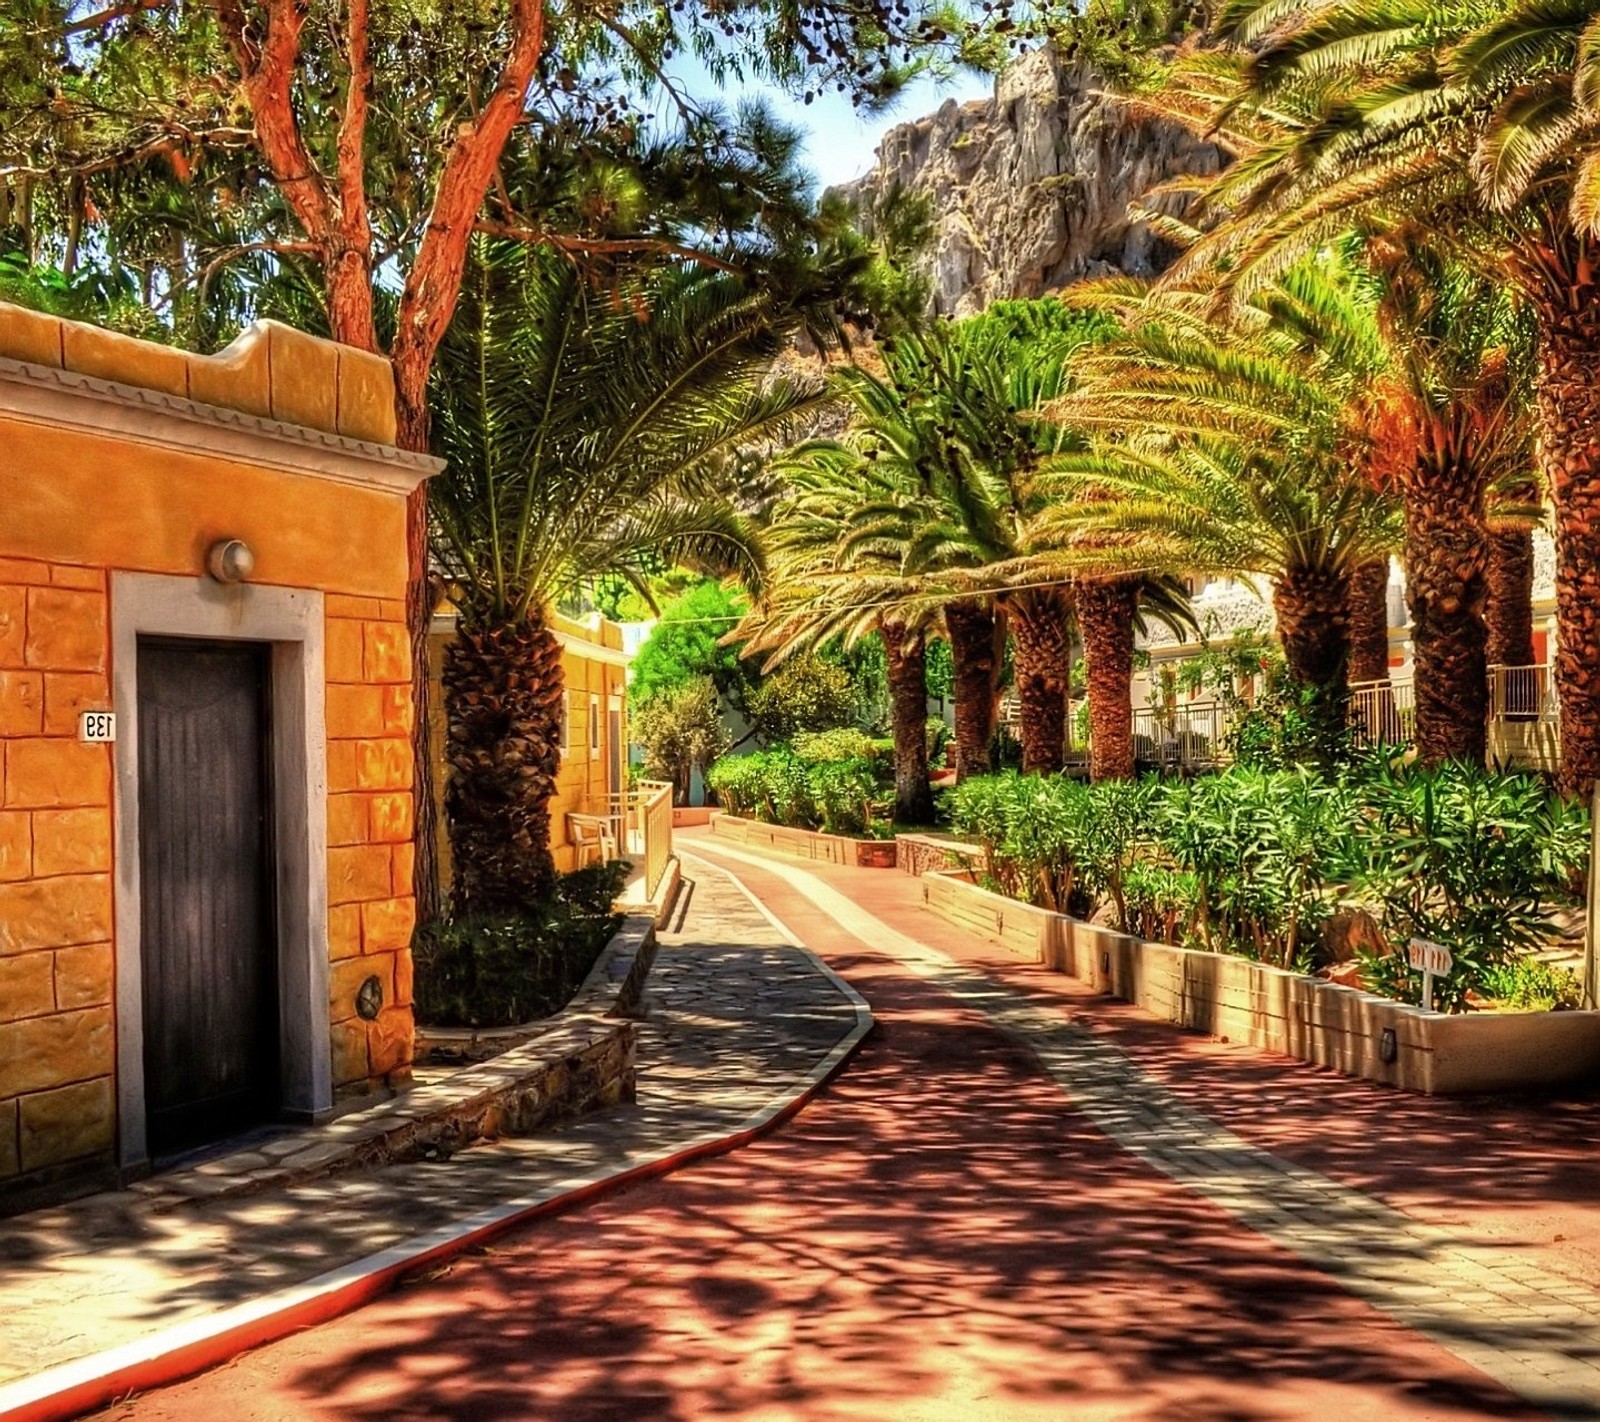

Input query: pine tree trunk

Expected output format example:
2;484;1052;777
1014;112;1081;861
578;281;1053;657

1008;588;1073;775
1526;231;1600;795
441;613;564;916
394;373;442;925
1347;558;1391;686
946;600;1002;780
1405;457;1488;766
1077;578;1138;782
884;620;935;824
1272;565;1351;760
1486;525;1537;669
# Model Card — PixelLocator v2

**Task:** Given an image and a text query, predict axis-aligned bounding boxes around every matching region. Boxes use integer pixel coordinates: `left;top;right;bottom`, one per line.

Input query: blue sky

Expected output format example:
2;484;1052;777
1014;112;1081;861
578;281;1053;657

671;65;995;191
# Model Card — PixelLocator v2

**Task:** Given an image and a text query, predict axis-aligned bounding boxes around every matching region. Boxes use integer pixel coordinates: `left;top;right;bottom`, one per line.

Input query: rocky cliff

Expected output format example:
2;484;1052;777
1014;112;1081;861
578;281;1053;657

834;46;1222;316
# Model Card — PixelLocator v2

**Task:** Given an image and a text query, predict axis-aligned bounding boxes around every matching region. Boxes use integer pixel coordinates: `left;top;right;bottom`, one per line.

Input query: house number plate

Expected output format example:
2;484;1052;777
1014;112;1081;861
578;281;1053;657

79;711;116;743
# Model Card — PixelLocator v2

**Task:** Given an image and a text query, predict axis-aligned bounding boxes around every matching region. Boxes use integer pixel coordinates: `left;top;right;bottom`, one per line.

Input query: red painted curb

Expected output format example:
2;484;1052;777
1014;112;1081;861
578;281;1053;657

0;1024;872;1422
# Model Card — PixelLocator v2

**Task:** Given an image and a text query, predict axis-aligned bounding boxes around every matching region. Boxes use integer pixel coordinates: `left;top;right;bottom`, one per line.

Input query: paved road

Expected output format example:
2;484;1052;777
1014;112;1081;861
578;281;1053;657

89;842;1577;1422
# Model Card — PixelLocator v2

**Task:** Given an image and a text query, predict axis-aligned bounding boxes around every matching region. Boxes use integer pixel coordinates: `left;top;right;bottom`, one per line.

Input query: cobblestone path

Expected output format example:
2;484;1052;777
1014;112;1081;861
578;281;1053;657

0;864;867;1397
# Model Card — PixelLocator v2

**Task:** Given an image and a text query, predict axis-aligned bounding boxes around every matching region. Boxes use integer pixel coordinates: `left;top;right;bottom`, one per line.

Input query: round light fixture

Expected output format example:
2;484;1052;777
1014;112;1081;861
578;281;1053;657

206;538;255;583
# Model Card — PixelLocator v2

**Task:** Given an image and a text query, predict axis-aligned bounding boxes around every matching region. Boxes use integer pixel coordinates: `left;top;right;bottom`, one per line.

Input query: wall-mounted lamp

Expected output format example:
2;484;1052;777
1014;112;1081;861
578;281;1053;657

1378;1027;1398;1064
206;538;255;583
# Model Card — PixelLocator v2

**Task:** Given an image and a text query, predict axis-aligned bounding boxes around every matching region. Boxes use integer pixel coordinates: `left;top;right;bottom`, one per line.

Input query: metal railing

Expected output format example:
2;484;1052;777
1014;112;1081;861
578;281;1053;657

590;780;674;898
1349;678;1415;747
1132;700;1230;773
1488;664;1557;723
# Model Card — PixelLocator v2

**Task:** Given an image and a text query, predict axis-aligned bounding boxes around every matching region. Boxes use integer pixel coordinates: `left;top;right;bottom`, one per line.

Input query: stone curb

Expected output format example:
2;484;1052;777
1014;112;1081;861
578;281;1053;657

0;875;872;1422
128;916;658;1211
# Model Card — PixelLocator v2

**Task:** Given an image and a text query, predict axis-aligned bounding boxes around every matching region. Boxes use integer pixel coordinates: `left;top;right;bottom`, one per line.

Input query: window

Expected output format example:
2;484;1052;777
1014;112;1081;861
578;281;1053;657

589;696;601;759
559;691;570;760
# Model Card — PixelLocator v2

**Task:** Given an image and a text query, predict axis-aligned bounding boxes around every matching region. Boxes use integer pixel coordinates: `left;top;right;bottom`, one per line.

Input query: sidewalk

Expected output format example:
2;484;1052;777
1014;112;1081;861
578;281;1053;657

683;830;1600;1419
0;865;871;1421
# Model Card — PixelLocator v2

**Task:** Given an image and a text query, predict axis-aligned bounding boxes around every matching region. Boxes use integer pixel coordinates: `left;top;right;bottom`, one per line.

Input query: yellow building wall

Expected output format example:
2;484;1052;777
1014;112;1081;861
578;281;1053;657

429;610;631;885
0;303;418;1187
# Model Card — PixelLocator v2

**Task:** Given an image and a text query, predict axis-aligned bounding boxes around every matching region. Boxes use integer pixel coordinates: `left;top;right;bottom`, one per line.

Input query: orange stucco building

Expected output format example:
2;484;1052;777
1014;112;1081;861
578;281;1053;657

0;303;438;1196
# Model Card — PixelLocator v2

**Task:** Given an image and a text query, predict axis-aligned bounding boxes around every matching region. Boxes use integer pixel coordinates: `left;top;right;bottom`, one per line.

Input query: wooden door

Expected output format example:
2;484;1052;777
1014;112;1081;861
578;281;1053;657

137;638;278;1155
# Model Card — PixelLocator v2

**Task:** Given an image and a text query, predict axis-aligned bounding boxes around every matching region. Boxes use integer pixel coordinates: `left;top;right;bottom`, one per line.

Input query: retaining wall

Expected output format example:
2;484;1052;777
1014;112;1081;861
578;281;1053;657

919;872;1600;1095
710;814;897;868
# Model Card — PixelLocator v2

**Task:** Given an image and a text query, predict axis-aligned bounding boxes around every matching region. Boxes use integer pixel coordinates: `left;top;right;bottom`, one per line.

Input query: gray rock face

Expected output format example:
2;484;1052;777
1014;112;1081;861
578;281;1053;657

834;46;1223;316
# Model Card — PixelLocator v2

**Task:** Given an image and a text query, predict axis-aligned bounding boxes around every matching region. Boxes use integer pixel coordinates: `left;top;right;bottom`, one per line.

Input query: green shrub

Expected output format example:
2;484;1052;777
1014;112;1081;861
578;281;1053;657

1479;957;1584;1012
926;717;953;766
633;678;729;804
793;727;880;763
1350;757;1588;1011
1156;766;1354;969
706;745;890;835
947;771;1097;913
747;654;857;740
414;862;628;1028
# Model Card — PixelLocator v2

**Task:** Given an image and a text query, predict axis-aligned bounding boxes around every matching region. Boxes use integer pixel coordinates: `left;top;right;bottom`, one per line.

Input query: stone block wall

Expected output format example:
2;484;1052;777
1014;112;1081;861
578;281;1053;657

324;594;418;1097
0;558;116;1180
0;300;434;1192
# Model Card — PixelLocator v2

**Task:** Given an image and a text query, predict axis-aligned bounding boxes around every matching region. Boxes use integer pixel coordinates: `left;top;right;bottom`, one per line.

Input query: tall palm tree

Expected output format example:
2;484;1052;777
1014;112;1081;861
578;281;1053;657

1347;559;1393;684
1039;267;1399;758
429;246;824;914
1074;572;1196;780
1360;246;1535;763
750;309;1099;775
1148;3;1600;788
739;441;941;824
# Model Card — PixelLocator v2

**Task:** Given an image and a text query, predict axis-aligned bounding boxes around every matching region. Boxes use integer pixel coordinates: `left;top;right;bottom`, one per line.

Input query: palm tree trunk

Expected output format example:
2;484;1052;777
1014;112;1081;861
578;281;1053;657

1077;578;1138;782
884;620;935;825
1008;588;1073;775
1347;558;1391;686
441;613;565;916
1272;564;1351;760
945;600;1002;780
1485;525;1537;669
1524;229;1600;795
1405;458;1488;766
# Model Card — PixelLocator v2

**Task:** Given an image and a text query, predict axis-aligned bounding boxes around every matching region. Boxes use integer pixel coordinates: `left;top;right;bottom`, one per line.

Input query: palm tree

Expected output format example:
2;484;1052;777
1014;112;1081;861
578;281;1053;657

1074;573;1196;780
1039;267;1399;758
1347;560;1393;684
751;308;1099;776
429;246;824;914
741;441;941;824
1360;246;1535;763
1148;3;1600;787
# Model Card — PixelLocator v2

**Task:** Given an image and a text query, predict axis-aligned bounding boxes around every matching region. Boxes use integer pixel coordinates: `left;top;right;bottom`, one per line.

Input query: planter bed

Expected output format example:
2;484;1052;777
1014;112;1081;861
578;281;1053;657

710;812;898;868
919;871;1600;1095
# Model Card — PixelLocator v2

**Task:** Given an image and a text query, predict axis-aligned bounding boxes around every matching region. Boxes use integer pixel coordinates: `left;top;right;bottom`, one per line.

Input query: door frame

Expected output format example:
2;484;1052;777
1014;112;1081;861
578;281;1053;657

110;571;331;1170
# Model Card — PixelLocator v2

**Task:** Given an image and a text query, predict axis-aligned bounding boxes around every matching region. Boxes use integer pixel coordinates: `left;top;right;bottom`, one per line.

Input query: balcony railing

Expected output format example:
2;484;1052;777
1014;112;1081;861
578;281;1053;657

1132;700;1230;773
1349;678;1415;747
588;779;674;898
1488;664;1557;723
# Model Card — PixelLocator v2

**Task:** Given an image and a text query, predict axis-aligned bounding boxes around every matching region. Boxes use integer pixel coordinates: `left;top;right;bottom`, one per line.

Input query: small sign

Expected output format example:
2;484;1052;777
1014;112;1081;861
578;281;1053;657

1408;938;1453;976
78;710;116;743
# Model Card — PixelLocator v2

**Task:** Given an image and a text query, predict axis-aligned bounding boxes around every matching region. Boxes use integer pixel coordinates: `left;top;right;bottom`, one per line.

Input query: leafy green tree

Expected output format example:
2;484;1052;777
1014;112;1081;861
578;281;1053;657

630;580;757;719
746;654;858;741
633;679;731;805
429;244;822;914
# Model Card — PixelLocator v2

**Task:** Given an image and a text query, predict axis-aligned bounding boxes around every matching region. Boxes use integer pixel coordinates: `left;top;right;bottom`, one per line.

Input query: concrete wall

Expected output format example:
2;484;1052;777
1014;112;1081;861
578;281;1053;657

711;813;895;868
0;302;427;1190
920;872;1600;1094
